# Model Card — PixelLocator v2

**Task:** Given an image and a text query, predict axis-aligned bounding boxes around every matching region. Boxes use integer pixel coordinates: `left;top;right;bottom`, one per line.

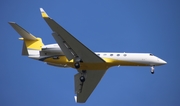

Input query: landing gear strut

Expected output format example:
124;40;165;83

151;66;154;74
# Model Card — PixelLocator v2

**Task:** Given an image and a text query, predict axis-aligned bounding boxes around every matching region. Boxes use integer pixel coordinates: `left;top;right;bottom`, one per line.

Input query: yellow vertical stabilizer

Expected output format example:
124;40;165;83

19;38;44;50
9;22;44;50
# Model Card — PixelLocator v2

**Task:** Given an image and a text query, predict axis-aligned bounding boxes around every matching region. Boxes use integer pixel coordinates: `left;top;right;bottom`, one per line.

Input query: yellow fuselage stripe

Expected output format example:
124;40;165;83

42;56;148;70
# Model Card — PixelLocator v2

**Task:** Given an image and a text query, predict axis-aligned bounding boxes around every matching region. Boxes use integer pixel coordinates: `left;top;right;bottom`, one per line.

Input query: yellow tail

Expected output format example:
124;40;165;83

9;22;44;55
19;38;44;50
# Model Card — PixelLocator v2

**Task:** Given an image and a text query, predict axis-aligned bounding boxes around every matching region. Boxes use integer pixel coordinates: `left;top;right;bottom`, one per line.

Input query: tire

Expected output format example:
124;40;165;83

151;71;154;74
74;62;80;69
80;76;85;82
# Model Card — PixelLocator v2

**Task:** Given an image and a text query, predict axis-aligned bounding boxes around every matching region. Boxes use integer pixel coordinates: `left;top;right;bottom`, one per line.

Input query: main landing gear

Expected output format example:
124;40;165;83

74;57;83;69
77;70;86;93
74;62;80;69
151;66;154;74
80;76;85;82
73;58;86;82
79;70;86;83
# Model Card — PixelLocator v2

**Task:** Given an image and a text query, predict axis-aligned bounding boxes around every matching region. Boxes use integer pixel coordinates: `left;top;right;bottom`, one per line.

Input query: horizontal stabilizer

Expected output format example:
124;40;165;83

9;22;44;50
9;22;37;40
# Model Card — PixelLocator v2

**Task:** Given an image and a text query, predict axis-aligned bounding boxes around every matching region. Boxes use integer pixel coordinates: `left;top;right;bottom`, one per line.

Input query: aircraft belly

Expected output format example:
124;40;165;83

42;56;149;69
43;56;69;64
42;56;108;70
103;58;148;66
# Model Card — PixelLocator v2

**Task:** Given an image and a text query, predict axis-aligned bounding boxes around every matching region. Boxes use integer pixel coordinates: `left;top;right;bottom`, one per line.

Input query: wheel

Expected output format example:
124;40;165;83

74;62;80;69
80;76;85;82
151;66;154;74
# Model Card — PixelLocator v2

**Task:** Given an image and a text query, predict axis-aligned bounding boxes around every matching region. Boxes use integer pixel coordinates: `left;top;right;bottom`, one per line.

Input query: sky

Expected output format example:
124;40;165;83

1;0;180;106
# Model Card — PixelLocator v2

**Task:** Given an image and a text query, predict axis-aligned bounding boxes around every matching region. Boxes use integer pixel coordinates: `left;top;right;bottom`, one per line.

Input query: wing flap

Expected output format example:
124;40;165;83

52;32;74;61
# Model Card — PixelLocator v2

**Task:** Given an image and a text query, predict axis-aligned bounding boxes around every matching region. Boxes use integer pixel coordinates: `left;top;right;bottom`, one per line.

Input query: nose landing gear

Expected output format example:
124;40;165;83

151;66;154;74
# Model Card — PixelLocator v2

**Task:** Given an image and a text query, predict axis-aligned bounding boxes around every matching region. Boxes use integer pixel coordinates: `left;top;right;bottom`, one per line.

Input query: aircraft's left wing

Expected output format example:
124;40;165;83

40;8;105;63
74;70;107;103
40;8;107;103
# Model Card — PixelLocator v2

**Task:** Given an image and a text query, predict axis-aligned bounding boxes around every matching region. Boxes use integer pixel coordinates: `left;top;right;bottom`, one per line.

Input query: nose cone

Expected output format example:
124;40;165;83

159;59;167;65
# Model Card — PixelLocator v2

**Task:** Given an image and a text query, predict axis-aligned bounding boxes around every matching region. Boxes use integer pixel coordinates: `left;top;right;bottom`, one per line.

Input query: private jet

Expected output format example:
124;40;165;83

9;8;167;103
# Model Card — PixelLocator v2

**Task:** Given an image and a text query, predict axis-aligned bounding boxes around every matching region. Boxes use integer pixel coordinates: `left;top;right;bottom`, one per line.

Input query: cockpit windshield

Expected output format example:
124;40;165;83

149;53;153;56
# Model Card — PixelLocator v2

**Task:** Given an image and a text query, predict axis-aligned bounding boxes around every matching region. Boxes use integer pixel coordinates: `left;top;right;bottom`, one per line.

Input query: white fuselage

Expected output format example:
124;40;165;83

28;44;166;68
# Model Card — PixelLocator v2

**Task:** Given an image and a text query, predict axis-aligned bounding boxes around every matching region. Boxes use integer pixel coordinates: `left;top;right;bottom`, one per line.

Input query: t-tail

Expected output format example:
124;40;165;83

9;22;44;58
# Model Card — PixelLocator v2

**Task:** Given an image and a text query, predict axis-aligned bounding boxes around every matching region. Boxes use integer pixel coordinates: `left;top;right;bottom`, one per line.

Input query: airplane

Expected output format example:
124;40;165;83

9;8;167;103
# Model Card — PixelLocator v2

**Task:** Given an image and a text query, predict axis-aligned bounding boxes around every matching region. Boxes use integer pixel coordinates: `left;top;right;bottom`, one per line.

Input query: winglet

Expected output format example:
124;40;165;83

74;96;77;103
40;8;49;18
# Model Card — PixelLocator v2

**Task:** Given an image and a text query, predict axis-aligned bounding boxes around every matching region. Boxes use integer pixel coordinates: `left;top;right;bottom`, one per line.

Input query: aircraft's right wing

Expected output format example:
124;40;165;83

39;8;105;63
39;8;108;103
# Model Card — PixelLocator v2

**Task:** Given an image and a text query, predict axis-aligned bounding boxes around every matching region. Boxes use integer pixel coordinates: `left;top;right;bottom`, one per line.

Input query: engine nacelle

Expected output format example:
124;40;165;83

41;44;64;55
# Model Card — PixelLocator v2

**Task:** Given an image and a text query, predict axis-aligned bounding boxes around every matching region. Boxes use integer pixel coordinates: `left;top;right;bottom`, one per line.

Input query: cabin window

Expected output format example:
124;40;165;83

110;54;113;56
103;54;107;56
97;54;100;56
123;54;127;56
117;54;120;56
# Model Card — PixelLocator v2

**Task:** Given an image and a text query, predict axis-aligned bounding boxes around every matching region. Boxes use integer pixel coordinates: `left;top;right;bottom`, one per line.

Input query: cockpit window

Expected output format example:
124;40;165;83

149;53;153;56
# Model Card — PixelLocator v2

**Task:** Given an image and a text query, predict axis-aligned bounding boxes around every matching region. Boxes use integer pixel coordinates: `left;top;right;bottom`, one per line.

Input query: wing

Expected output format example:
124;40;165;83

40;8;105;63
40;8;107;103
74;70;107;103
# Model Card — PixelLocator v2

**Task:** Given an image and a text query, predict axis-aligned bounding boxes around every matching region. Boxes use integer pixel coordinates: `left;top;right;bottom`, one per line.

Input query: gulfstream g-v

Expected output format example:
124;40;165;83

9;8;167;103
